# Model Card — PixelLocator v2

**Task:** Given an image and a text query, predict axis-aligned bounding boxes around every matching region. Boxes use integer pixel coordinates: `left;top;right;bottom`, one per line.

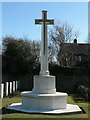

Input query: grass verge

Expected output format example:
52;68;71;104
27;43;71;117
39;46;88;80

1;91;89;119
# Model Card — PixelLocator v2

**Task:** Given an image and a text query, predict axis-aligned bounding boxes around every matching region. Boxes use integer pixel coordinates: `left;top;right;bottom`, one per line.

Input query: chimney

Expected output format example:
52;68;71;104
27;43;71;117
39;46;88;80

74;39;77;44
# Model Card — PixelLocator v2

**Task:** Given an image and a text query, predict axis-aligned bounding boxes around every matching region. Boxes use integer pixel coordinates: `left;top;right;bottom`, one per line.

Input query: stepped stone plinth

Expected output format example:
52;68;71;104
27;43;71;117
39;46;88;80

32;75;56;94
21;75;67;111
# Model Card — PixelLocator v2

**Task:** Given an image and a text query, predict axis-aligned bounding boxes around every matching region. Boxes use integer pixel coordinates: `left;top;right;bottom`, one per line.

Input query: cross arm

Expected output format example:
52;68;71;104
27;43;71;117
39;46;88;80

47;19;54;25
35;19;43;24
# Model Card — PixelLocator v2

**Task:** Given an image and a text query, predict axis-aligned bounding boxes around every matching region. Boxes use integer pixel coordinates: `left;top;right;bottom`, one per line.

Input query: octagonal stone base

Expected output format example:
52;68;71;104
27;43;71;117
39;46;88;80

7;103;82;114
7;75;82;114
21;91;67;110
7;91;82;114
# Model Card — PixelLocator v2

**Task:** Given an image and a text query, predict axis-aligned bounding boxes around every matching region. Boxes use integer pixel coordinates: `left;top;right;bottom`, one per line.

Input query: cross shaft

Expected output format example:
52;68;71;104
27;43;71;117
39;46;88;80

35;10;54;76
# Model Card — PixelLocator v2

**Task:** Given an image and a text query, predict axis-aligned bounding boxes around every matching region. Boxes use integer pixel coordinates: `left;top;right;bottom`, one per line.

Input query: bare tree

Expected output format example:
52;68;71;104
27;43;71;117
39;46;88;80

84;36;88;43
48;21;79;64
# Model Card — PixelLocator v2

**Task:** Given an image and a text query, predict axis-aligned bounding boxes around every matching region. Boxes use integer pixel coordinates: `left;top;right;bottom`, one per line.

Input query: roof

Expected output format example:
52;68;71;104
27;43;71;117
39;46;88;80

60;43;90;56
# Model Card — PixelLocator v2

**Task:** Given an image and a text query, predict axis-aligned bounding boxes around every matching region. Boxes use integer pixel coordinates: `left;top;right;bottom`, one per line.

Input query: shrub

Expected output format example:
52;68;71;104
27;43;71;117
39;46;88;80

77;85;88;101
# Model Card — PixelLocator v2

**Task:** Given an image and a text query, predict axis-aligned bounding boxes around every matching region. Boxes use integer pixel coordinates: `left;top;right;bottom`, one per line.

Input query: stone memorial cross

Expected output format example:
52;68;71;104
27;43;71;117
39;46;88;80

35;10;54;76
7;10;82;114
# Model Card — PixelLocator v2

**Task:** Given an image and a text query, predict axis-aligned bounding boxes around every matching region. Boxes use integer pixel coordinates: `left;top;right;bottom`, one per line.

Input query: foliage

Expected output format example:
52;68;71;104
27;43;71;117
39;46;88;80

2;36;40;76
77;85;88;101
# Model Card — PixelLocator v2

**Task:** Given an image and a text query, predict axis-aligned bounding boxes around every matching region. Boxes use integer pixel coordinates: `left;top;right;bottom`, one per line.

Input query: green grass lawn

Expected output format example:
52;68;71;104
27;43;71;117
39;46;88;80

1;91;89;119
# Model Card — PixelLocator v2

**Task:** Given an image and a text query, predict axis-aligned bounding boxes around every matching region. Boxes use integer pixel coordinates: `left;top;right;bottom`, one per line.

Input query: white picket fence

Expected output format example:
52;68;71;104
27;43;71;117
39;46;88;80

0;81;19;98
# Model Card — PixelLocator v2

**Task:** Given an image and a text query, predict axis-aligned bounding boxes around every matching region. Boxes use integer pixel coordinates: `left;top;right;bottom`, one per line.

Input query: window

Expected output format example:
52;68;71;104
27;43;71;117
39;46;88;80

75;55;82;62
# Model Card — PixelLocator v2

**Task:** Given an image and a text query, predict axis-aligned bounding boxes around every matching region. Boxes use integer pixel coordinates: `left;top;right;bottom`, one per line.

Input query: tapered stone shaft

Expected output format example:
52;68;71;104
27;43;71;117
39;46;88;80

35;10;54;76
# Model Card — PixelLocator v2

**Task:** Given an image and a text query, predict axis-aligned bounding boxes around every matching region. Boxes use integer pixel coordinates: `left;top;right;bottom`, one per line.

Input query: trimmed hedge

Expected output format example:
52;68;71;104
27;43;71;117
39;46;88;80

2;63;90;95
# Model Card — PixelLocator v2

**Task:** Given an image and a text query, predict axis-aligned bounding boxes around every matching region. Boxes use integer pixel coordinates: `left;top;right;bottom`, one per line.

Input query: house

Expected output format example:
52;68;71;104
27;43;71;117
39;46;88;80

59;39;90;68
